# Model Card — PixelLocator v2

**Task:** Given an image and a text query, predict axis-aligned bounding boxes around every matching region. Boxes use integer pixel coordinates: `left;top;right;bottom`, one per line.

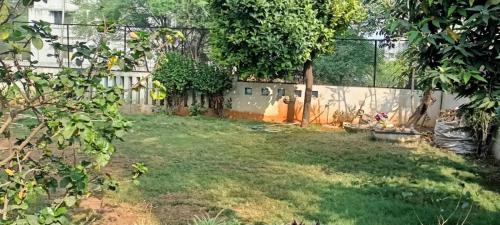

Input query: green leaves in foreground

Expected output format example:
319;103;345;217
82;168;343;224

132;163;149;185
150;80;168;100
388;0;500;153
0;3;157;224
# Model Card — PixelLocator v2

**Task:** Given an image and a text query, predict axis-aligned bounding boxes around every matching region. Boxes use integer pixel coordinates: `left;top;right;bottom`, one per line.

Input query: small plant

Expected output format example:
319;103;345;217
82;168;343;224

189;103;208;116
290;220;320;225
331;110;356;127
374;112;394;129
191;210;241;225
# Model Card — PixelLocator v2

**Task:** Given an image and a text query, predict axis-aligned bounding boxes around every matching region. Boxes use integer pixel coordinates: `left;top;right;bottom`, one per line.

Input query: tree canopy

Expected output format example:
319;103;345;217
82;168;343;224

73;0;210;28
389;0;499;153
210;0;365;126
210;0;364;77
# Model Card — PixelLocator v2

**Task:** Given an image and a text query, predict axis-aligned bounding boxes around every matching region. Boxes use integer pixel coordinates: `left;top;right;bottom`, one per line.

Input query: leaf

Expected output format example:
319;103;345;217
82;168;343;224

431;19;440;28
463;73;472;84
472;74;487;82
447;5;457;17
115;129;126;138
26;215;40;225
408;31;420;44
0;3;9;24
5;168;15;176
0;31;9;40
455;46;473;57
32;37;44;50
62;126;77;139
107;56;118;71
22;0;35;6
129;32;139;40
64;196;76;207
150;89;167;100
446;28;460;43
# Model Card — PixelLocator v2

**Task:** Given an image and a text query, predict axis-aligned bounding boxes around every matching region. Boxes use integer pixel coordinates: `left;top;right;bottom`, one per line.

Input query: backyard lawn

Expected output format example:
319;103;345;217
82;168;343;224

106;115;500;225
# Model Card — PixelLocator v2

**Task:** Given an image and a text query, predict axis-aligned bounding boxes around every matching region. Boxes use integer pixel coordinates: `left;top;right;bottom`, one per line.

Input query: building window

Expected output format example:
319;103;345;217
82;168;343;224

312;91;319;98
261;88;270;96
277;88;285;97
245;87;252;95
50;11;74;24
294;90;302;97
51;11;63;24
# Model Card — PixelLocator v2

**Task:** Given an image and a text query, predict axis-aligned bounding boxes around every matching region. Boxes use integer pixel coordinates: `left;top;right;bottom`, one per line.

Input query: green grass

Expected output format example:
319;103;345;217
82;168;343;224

109;115;500;225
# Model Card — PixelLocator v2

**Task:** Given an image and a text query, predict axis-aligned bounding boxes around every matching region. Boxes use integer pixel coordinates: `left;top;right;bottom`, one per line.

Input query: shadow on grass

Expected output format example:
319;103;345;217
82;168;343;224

111;116;500;225
298;183;500;225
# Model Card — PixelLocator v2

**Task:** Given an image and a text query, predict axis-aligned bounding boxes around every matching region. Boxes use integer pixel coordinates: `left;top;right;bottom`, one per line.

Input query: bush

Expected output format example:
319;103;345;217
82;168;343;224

153;52;232;115
153;52;195;94
189;103;208;116
193;63;232;96
192;210;241;225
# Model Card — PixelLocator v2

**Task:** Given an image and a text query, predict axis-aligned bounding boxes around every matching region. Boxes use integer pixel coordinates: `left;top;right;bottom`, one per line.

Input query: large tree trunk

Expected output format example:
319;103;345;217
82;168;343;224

191;88;197;106
183;90;189;107
406;89;435;128
200;93;206;107
301;59;314;127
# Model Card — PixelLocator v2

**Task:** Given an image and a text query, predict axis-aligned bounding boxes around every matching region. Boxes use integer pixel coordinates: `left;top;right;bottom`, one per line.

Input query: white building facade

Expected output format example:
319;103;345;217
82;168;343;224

29;0;79;66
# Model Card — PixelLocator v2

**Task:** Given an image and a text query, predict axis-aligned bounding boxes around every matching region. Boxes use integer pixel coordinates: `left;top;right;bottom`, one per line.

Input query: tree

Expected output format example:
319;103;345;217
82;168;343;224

314;38;379;86
388;0;499;154
153;52;232;114
73;0;210;60
210;0;364;127
0;0;180;222
73;0;210;28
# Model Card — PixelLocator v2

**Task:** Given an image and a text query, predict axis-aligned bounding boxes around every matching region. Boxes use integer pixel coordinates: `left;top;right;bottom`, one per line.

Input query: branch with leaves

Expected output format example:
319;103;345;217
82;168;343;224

0;1;189;223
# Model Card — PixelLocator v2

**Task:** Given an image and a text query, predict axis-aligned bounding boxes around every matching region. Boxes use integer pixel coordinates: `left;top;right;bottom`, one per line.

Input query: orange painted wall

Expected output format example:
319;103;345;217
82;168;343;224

226;100;337;125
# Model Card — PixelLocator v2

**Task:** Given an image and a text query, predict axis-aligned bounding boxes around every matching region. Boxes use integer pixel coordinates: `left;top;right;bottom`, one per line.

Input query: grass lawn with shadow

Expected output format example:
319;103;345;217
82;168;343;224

108;114;500;225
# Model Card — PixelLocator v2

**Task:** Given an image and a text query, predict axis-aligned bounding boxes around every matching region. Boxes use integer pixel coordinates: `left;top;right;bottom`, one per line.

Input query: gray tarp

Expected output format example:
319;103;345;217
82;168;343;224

433;120;476;154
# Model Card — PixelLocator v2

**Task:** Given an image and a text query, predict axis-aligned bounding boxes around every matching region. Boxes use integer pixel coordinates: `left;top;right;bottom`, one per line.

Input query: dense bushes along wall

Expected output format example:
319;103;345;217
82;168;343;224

153;52;232;115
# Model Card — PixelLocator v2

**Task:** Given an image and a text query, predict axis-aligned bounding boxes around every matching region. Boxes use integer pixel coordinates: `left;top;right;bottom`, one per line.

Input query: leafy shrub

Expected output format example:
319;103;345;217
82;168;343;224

193;63;232;96
0;2;188;222
153;52;195;93
153;52;232;115
331;110;357;127
189;103;208;116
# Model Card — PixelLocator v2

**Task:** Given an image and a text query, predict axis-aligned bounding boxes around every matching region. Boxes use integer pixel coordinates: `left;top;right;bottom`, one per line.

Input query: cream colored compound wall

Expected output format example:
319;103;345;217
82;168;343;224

20;65;468;126
225;81;466;126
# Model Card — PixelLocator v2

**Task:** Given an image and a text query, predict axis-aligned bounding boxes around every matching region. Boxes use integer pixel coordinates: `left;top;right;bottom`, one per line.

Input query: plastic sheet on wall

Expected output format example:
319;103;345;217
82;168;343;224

433;120;476;154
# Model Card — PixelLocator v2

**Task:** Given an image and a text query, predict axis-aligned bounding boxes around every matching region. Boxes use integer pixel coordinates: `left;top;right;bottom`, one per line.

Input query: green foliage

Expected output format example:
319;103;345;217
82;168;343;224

150;80;168;101
388;0;499;153
314;39;408;88
189;103;208;116
73;0;210;28
193;64;232;95
314;40;376;86
152;52;232;109
192;210;241;225
210;0;365;78
0;1;161;223
154;52;195;93
376;57;409;88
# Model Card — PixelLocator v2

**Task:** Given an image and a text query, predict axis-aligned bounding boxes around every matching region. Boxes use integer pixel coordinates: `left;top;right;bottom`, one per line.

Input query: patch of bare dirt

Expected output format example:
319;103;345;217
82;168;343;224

75;197;157;225
151;193;210;225
75;193;209;225
0;138;13;150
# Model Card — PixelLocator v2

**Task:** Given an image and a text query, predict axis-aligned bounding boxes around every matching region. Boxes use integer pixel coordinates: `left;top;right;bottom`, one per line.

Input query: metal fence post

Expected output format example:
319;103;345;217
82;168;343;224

123;26;127;53
373;40;377;87
66;24;70;68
